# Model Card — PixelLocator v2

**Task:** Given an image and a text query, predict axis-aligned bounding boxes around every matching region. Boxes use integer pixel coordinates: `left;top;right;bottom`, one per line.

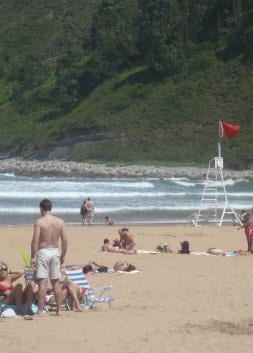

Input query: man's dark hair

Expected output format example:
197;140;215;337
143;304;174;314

40;199;52;211
103;238;109;244
83;265;93;274
125;264;136;272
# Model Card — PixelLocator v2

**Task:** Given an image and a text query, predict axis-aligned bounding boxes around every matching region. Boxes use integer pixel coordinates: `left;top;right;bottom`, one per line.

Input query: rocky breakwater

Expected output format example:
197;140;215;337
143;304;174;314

0;158;253;180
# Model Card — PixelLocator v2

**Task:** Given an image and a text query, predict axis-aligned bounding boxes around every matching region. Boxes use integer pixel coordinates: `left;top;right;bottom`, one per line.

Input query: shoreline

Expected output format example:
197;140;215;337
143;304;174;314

0;158;253;180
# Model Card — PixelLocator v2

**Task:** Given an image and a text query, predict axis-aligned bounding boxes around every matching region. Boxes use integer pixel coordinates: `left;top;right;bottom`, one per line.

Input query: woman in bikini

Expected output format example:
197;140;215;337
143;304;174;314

0;261;34;315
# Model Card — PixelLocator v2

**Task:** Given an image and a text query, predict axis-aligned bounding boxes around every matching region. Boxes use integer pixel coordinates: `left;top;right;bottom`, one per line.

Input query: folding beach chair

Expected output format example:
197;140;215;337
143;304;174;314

65;268;114;309
24;267;71;312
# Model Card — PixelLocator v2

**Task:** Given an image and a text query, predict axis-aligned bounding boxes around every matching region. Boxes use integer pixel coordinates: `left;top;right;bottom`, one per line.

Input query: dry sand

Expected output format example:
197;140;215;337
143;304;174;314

1;224;253;353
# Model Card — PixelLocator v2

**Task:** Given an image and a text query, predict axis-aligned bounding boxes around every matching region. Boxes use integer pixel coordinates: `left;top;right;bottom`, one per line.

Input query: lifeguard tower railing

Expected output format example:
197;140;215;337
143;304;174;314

192;152;242;226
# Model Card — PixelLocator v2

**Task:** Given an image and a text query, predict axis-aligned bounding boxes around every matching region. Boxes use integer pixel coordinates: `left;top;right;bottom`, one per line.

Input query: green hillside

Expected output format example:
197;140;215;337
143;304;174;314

0;0;252;169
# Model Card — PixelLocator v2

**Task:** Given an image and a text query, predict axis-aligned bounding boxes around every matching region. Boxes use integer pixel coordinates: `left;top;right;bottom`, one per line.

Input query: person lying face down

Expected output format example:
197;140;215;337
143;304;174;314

113;261;136;272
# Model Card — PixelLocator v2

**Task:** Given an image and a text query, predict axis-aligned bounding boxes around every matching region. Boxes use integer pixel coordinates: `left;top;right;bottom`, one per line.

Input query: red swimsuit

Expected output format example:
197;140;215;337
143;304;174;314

0;281;13;293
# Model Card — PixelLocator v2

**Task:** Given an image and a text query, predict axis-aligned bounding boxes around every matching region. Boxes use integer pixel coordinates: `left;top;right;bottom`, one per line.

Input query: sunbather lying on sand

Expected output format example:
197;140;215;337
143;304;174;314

113;261;136;272
66;260;137;274
207;248;248;256
101;239;137;254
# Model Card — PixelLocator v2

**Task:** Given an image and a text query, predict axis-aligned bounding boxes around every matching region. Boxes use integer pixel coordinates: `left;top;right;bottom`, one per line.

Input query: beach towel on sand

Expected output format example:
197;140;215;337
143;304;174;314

116;269;143;274
0;302;39;316
137;250;160;254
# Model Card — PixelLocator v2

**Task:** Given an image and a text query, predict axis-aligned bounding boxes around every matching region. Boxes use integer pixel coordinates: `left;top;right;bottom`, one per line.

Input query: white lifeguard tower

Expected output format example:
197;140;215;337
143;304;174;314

192;122;242;226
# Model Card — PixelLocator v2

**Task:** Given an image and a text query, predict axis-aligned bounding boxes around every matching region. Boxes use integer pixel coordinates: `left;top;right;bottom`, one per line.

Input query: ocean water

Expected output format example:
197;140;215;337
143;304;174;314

0;173;252;226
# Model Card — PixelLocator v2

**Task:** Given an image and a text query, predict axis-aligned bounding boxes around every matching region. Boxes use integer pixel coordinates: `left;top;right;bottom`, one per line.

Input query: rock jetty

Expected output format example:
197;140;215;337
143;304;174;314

0;158;252;180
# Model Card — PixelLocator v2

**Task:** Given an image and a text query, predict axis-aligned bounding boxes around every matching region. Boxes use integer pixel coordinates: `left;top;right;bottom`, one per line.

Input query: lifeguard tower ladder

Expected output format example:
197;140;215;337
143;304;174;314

193;144;241;226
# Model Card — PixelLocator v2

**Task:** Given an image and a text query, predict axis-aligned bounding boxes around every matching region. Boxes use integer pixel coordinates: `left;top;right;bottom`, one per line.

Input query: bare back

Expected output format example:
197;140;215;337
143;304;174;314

36;214;64;249
31;212;67;260
120;230;133;244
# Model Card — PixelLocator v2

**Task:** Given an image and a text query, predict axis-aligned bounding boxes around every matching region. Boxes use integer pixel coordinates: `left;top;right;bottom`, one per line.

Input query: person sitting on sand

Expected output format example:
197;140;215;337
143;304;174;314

31;273;83;312
101;239;137;254
0;261;34;315
178;241;190;254
104;216;114;225
46;277;83;311
118;228;136;250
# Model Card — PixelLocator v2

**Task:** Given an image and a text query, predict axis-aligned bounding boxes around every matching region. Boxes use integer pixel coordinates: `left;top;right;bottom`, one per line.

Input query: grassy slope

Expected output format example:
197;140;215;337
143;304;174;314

46;61;253;168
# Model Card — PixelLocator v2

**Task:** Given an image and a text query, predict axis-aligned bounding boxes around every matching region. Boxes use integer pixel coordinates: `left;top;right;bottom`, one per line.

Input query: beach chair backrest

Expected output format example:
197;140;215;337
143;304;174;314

65;269;89;289
65;268;114;309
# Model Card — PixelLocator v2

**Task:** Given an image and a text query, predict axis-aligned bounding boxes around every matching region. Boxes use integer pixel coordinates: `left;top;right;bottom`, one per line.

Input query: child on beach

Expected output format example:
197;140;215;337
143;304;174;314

104;216;114;225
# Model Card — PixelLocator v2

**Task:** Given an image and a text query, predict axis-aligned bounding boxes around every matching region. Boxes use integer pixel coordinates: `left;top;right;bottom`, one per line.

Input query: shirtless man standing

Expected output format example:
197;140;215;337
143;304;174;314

31;199;68;315
85;197;94;225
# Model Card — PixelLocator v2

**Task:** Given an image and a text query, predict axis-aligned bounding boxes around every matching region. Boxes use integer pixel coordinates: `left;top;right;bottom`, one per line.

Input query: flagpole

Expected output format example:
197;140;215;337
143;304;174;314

218;121;221;158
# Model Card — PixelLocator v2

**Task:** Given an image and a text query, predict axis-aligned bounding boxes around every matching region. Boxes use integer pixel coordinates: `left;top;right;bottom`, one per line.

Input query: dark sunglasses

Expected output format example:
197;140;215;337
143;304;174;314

0;267;8;271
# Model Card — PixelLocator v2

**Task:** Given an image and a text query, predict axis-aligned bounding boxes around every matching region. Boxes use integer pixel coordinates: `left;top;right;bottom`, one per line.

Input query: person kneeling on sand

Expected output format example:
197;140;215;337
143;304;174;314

118;228;136;250
101;239;137;254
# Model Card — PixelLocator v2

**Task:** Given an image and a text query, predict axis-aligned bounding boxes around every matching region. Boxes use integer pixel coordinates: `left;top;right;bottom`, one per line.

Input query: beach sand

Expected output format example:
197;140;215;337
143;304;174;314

1;224;253;353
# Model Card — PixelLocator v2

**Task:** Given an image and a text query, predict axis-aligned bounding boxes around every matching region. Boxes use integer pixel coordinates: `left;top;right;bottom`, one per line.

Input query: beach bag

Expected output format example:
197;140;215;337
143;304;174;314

98;266;108;273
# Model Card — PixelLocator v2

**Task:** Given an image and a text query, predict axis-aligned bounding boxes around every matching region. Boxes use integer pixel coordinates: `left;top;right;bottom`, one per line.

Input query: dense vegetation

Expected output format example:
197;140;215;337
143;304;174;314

0;0;252;169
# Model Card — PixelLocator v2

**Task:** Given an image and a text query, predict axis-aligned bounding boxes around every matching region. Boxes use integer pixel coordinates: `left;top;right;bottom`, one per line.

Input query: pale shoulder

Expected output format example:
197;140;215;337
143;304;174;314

34;217;43;226
51;214;65;226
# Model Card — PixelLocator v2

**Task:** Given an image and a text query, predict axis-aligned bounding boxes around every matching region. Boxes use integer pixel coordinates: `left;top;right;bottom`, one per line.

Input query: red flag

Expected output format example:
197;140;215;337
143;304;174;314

220;121;240;138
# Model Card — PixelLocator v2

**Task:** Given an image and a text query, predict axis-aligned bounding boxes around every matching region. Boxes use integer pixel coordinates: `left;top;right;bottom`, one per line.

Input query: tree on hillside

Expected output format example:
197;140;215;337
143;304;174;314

86;0;139;73
137;0;185;74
